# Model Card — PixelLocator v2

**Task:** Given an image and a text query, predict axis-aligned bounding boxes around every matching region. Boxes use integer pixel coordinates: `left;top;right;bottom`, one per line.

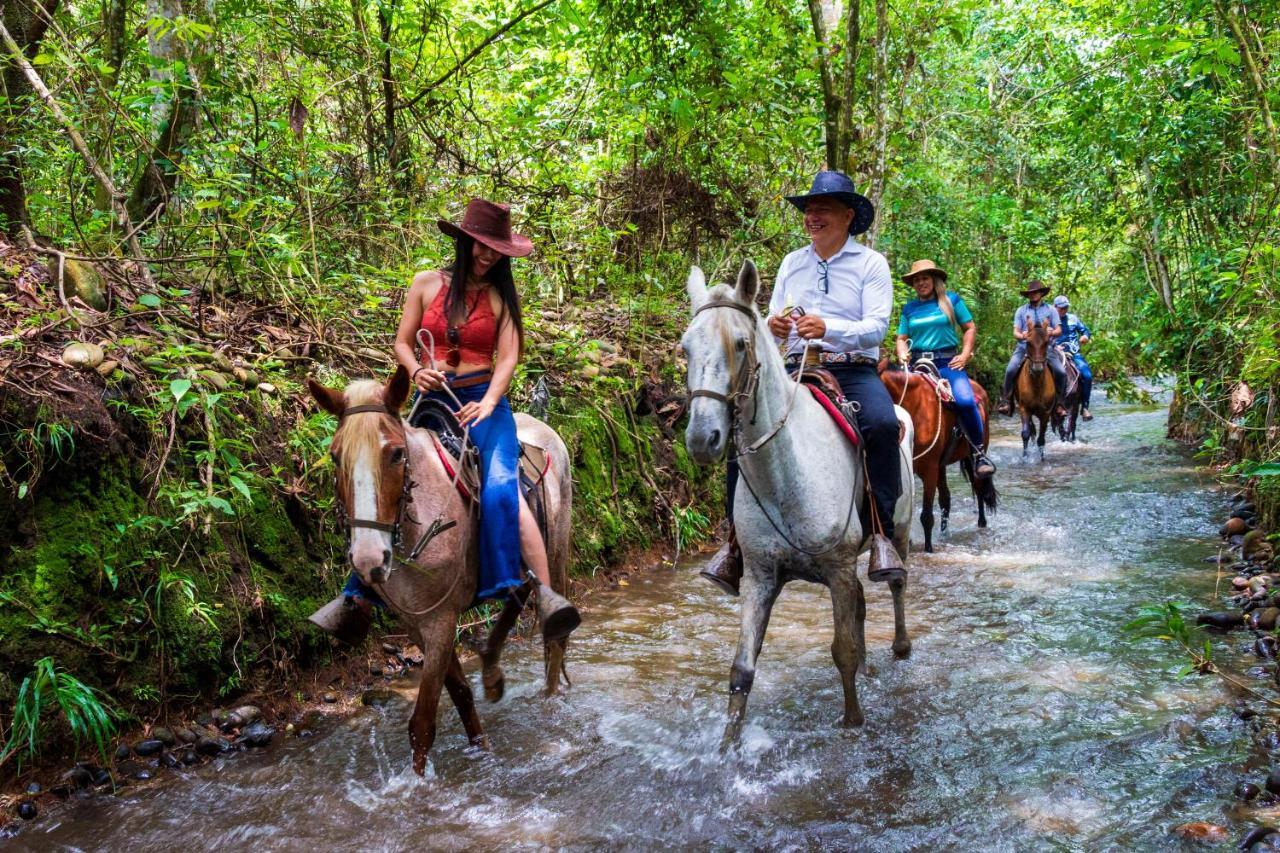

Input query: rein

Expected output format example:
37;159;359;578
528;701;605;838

690;298;857;558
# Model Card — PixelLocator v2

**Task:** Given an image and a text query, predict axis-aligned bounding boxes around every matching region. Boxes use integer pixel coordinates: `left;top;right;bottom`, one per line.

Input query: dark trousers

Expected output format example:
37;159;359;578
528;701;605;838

1001;346;1067;401
726;362;899;540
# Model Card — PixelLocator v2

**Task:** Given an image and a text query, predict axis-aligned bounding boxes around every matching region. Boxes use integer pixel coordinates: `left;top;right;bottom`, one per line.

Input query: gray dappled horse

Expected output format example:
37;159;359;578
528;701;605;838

682;262;915;745
308;367;573;774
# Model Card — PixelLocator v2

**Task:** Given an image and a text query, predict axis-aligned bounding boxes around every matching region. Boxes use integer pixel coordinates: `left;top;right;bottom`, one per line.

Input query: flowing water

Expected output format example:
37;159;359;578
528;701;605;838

11;391;1255;850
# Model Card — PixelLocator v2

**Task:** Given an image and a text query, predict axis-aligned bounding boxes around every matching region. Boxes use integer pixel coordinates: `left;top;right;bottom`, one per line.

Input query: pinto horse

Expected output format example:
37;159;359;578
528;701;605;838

1016;318;1056;460
308;367;574;774
879;365;998;552
683;262;915;745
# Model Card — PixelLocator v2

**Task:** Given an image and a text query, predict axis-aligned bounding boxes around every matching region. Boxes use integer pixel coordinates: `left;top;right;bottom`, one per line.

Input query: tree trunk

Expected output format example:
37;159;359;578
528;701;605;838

350;0;379;179
806;0;859;172
1212;0;1278;174
380;0;411;189
126;0;208;226
865;0;888;246
0;0;61;238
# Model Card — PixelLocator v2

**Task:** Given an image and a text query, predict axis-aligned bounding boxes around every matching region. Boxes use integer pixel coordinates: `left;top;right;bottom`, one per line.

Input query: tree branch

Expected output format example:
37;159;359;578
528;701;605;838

397;0;558;113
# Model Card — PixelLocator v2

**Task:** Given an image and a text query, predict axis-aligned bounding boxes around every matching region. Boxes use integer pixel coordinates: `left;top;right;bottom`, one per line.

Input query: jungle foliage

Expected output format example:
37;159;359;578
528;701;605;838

0;0;1276;765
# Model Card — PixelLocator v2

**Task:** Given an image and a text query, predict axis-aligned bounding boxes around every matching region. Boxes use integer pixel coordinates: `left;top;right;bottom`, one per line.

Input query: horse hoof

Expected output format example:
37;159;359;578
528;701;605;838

924;543;934;554
893;640;912;659
482;668;505;703
840;711;865;728
412;753;428;776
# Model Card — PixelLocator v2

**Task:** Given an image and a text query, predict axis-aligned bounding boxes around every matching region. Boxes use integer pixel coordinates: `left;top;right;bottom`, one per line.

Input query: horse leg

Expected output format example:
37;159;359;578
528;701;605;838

888;573;911;658
829;570;866;726
409;621;455;775
543;637;569;696
1038;416;1048;462
722;572;780;749
920;468;936;553
1021;412;1031;457
444;650;489;750
478;585;531;702
937;464;952;536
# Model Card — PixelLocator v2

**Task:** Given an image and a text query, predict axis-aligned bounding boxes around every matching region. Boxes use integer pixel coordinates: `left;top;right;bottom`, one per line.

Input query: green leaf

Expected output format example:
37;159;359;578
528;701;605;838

228;475;252;501
169;378;192;404
1250;463;1280;477
138;293;162;308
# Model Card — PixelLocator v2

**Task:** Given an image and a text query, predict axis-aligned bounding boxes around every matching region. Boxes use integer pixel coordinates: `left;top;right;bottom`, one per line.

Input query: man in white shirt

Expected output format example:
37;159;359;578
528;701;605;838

701;170;903;594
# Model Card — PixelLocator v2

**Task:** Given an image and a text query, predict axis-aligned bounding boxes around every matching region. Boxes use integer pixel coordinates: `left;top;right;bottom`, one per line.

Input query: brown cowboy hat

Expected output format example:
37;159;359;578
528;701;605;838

1019;279;1050;297
437;198;533;258
902;259;948;284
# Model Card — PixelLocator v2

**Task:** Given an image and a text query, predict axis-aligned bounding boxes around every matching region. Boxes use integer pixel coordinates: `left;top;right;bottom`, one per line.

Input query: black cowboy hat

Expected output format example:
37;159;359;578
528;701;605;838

1019;279;1051;297
785;170;875;236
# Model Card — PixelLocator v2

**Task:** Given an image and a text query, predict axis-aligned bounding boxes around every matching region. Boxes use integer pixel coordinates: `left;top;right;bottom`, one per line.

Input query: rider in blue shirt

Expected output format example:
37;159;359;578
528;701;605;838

996;280;1069;417
1053;295;1094;420
894;259;996;477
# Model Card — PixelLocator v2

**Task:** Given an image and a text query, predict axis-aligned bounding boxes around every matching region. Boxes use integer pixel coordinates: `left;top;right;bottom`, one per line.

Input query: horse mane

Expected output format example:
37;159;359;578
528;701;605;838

337;379;390;492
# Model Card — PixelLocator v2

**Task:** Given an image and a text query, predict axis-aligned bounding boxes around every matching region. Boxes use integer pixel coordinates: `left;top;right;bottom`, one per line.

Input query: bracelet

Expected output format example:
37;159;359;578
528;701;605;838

412;366;425;381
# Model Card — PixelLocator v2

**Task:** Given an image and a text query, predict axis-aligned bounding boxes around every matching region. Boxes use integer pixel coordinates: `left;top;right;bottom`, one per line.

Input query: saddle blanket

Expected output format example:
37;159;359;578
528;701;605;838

806;385;860;450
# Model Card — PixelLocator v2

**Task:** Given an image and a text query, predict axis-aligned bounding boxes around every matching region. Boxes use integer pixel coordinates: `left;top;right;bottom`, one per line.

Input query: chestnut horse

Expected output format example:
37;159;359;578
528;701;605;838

880;365;998;552
308;366;573;774
1016;318;1057;460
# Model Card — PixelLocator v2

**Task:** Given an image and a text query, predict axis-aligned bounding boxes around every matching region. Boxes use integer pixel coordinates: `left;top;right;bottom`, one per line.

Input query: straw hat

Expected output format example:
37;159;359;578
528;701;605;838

902;259;948;284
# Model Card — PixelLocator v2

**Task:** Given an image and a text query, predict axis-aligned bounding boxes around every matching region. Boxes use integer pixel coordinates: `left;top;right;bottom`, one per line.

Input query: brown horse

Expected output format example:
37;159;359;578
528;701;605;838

880;365;998;552
1016;318;1056;460
308;366;574;774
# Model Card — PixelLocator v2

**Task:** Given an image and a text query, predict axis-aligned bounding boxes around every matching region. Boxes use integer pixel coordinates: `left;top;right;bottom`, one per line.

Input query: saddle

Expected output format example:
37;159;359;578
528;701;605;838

908;362;955;403
788;366;861;450
409;398;553;534
1059;350;1081;399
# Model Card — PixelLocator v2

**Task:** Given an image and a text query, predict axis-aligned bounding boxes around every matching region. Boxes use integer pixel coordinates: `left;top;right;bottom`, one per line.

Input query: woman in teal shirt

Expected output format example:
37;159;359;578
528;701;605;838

894;259;996;477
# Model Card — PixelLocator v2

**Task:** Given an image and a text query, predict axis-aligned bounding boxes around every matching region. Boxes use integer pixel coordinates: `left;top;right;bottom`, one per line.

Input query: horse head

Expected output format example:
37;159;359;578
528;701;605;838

308;366;412;585
682;260;761;464
1025;317;1050;376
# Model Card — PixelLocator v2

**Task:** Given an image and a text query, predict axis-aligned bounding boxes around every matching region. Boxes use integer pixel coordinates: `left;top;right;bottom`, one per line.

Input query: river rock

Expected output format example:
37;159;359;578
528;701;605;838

181;750;199;766
1257;637;1278;659
1173;822;1228;844
221;705;261;731
65;765;93;789
160;751;180;769
322;692;337;704
195;735;231;756
361;688;398;707
62;341;105;370
1197;611;1244;630
175;727;197;744
239;721;275;748
132;738;164;757
151;727;176;746
1251;608;1280;631
92;768;112;787
18;801;37;820
198;370;230;391
257;382;277;395
114;743;131;761
1236;781;1262;800
25;782;40;795
1266;768;1280;795
1224;517;1252;537
1235;576;1252;589
61;258;108;311
132;767;154;781
1240;826;1280;851
95;359;119;377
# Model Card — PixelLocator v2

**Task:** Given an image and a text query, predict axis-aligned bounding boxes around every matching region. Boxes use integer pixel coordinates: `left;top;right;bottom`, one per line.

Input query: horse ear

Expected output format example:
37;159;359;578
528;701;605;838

735;259;759;304
384;364;410;412
308;377;345;416
687;266;708;313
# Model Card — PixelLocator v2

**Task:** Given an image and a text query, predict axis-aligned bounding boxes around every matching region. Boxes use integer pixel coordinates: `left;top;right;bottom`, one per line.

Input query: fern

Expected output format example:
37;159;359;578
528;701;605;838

0;657;120;771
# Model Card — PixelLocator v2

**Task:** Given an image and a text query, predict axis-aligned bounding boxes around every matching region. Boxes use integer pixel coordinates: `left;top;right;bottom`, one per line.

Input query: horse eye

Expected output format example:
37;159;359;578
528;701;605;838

735;337;746;352
389;447;405;465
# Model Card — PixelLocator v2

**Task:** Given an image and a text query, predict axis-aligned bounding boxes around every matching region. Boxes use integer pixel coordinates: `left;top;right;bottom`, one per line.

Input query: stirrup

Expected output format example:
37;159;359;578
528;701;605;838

699;540;742;597
974;452;996;477
536;584;581;642
308;595;373;646
866;533;905;583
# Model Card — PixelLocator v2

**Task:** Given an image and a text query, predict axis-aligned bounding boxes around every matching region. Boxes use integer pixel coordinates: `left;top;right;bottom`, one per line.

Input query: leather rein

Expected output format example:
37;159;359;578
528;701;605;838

334;403;466;616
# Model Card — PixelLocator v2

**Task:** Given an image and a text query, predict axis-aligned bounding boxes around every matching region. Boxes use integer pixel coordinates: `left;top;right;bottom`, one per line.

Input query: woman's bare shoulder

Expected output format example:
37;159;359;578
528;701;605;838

410;270;447;302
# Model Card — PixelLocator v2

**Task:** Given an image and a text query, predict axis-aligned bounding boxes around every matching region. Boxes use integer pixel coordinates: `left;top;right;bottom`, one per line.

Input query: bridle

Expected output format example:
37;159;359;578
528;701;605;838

687;297;858;557
687;298;805;457
333;403;464;615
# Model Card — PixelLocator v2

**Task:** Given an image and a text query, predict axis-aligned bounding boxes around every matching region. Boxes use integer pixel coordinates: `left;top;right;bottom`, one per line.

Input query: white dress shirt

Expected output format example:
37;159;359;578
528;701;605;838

767;235;893;360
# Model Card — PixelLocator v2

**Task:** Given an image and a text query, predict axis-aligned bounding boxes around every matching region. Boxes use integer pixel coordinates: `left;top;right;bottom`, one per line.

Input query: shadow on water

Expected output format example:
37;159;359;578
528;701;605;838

12;391;1254;850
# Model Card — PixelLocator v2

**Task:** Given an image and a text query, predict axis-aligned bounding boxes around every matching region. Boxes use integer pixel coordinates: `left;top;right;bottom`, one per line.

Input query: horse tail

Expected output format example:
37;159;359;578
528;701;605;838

960;455;999;513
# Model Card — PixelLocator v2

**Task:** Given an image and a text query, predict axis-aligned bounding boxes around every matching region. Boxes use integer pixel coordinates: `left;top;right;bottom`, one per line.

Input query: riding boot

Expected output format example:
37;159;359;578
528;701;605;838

536;583;581;641
973;450;997;478
997;394;1013;416
1053;393;1067;419
699;524;742;596
1081;406;1093;421
308;595;374;646
866;533;905;583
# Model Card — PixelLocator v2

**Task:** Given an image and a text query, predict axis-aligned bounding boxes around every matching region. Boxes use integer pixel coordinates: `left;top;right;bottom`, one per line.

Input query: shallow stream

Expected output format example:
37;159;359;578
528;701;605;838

13;393;1254;850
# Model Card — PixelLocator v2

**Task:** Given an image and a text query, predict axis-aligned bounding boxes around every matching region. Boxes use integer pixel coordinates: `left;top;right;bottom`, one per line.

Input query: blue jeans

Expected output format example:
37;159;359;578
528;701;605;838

345;372;524;606
918;356;987;452
1070;353;1093;408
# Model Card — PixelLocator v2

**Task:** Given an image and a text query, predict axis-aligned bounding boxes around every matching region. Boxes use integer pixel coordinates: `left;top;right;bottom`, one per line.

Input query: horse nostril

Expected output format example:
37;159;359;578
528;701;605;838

709;429;721;447
370;564;386;584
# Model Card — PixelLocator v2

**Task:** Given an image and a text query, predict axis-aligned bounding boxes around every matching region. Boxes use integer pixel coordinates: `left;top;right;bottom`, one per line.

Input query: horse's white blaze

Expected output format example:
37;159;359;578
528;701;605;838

349;435;392;576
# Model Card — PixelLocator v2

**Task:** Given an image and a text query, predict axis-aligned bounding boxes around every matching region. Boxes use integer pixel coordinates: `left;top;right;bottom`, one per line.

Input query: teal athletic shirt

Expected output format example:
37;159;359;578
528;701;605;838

897;293;973;352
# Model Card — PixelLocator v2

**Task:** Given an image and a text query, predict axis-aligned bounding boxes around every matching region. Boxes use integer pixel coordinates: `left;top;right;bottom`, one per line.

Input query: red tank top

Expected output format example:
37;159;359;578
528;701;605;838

420;278;498;367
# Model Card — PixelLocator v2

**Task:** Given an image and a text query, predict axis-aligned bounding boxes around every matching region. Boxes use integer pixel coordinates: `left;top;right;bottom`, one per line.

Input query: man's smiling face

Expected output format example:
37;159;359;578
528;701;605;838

802;197;854;242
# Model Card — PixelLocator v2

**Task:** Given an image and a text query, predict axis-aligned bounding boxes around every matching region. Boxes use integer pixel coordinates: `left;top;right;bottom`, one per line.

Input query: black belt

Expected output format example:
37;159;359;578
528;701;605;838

911;348;956;362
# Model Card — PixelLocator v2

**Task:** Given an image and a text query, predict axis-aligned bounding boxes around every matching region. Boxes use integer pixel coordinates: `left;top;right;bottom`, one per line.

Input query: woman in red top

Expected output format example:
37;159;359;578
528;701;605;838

311;199;578;644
